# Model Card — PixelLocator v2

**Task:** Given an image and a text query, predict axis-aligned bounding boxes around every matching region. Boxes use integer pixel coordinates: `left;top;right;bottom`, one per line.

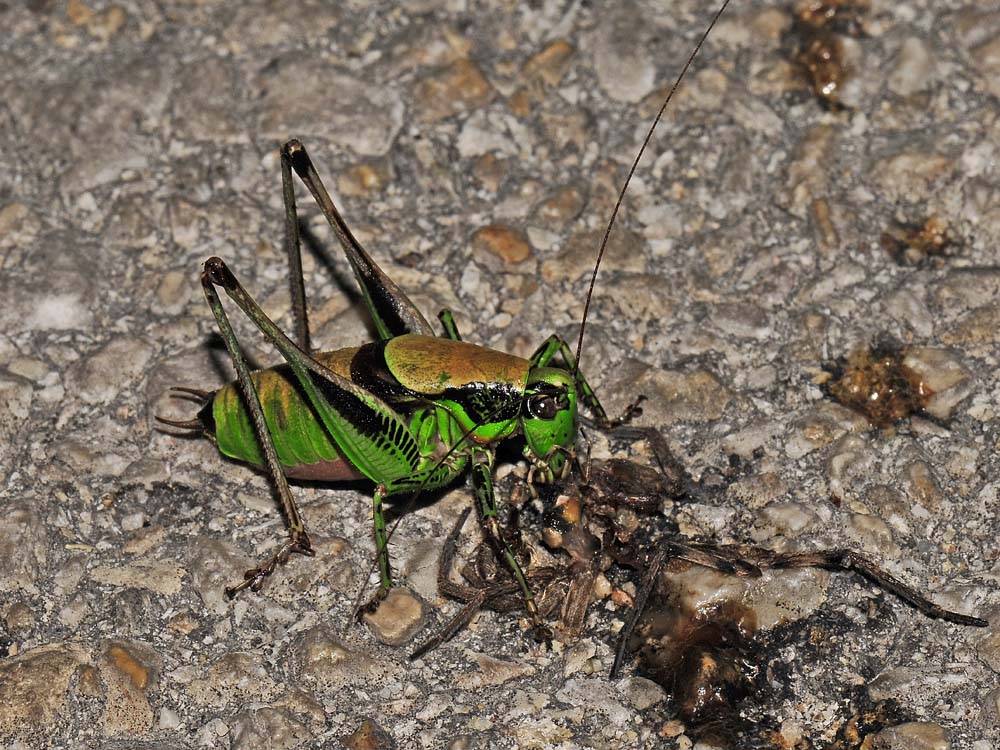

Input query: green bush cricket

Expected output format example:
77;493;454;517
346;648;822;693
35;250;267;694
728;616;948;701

159;3;732;633
160;142;619;624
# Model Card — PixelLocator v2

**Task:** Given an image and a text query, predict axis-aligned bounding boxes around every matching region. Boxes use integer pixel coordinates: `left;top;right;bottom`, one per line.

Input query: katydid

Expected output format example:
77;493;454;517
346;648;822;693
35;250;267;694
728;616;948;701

159;1;730;630
159;140;632;622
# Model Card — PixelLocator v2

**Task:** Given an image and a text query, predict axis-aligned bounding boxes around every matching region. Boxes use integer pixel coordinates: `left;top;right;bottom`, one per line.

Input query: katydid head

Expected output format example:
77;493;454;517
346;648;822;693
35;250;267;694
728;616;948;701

521;367;578;481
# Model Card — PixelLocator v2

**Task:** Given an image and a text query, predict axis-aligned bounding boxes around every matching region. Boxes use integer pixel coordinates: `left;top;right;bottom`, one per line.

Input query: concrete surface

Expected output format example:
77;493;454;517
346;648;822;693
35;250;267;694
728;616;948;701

2;0;999;748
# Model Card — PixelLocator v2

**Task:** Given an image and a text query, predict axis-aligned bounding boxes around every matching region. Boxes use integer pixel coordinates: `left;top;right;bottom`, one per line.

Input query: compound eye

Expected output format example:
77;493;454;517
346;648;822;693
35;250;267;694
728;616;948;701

527;394;559;420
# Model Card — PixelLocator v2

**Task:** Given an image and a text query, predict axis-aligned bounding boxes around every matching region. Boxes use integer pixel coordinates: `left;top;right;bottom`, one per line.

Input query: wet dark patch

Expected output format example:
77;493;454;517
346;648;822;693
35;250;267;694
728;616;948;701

881;215;960;267
822;339;933;427
786;0;870;108
825;689;908;750
629;594;916;748
631;594;762;740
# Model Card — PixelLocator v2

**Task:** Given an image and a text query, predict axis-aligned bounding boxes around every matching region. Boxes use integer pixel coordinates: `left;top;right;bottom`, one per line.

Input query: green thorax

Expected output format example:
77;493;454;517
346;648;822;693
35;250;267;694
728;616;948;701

383;334;530;393
382;334;530;444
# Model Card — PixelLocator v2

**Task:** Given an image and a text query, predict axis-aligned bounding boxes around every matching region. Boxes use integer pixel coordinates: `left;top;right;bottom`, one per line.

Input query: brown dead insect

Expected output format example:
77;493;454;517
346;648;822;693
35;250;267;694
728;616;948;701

614;542;987;679
413;441;987;698
412;438;696;656
788;0;870;107
464;451;985;740
798;33;846;105
881;215;960;267
821;338;935;428
410;506;570;659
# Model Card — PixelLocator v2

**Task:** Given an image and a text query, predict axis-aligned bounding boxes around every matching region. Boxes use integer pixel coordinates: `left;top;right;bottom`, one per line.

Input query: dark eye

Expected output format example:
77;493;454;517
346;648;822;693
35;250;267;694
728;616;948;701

527;394;559;420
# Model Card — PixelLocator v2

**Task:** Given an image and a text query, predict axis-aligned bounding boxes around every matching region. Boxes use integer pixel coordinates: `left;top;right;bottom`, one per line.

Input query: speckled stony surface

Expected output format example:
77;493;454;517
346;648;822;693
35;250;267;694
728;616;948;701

2;0;1000;748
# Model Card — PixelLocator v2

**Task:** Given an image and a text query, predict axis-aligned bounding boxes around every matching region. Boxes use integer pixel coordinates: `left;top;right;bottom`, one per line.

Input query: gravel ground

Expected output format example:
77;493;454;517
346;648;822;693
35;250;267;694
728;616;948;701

2;0;1000;748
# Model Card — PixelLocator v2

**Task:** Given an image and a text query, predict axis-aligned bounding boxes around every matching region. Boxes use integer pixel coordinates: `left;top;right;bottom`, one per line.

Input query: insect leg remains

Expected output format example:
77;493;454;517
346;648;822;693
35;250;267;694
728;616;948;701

412;506;564;658
410;508;491;659
747;547;989;627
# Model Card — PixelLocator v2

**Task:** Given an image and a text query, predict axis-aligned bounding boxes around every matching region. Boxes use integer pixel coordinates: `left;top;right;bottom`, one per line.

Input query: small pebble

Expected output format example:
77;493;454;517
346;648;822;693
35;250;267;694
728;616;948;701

362;588;425;647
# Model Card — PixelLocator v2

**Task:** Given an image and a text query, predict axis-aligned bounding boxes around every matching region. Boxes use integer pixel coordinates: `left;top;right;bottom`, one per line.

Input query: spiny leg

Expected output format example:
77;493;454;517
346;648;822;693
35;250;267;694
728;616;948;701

436;509;539;607
747;547;988;627
280;144;310;351
350;482;395;619
611;548;665;679
411;590;489;660
436;508;476;595
199;268;314;596
662;541;762;577
530;334;643;428
280;139;435;339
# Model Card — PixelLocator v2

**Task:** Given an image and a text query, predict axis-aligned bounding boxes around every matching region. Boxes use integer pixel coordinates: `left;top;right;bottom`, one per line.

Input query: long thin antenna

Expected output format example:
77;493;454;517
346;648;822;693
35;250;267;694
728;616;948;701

574;0;733;370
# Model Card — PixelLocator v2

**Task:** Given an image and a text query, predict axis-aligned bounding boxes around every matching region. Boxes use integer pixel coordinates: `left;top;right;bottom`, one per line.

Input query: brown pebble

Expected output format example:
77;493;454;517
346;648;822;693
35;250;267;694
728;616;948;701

342;718;396;750
76;664;103;698
507;88;532;117
472;153;507;193
4;601;35;633
362;588;425;646
91;7;127;40
415;59;493;122
472;224;533;265
107;644;149;690
523;39;575;86
67;0;94;26
534;185;586;227
165;611;199;636
337;162;388;197
870;720;950;750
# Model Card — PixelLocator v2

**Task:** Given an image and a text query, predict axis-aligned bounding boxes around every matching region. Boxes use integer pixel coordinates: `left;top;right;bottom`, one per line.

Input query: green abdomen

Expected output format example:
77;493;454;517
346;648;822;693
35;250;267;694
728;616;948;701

211;349;362;480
